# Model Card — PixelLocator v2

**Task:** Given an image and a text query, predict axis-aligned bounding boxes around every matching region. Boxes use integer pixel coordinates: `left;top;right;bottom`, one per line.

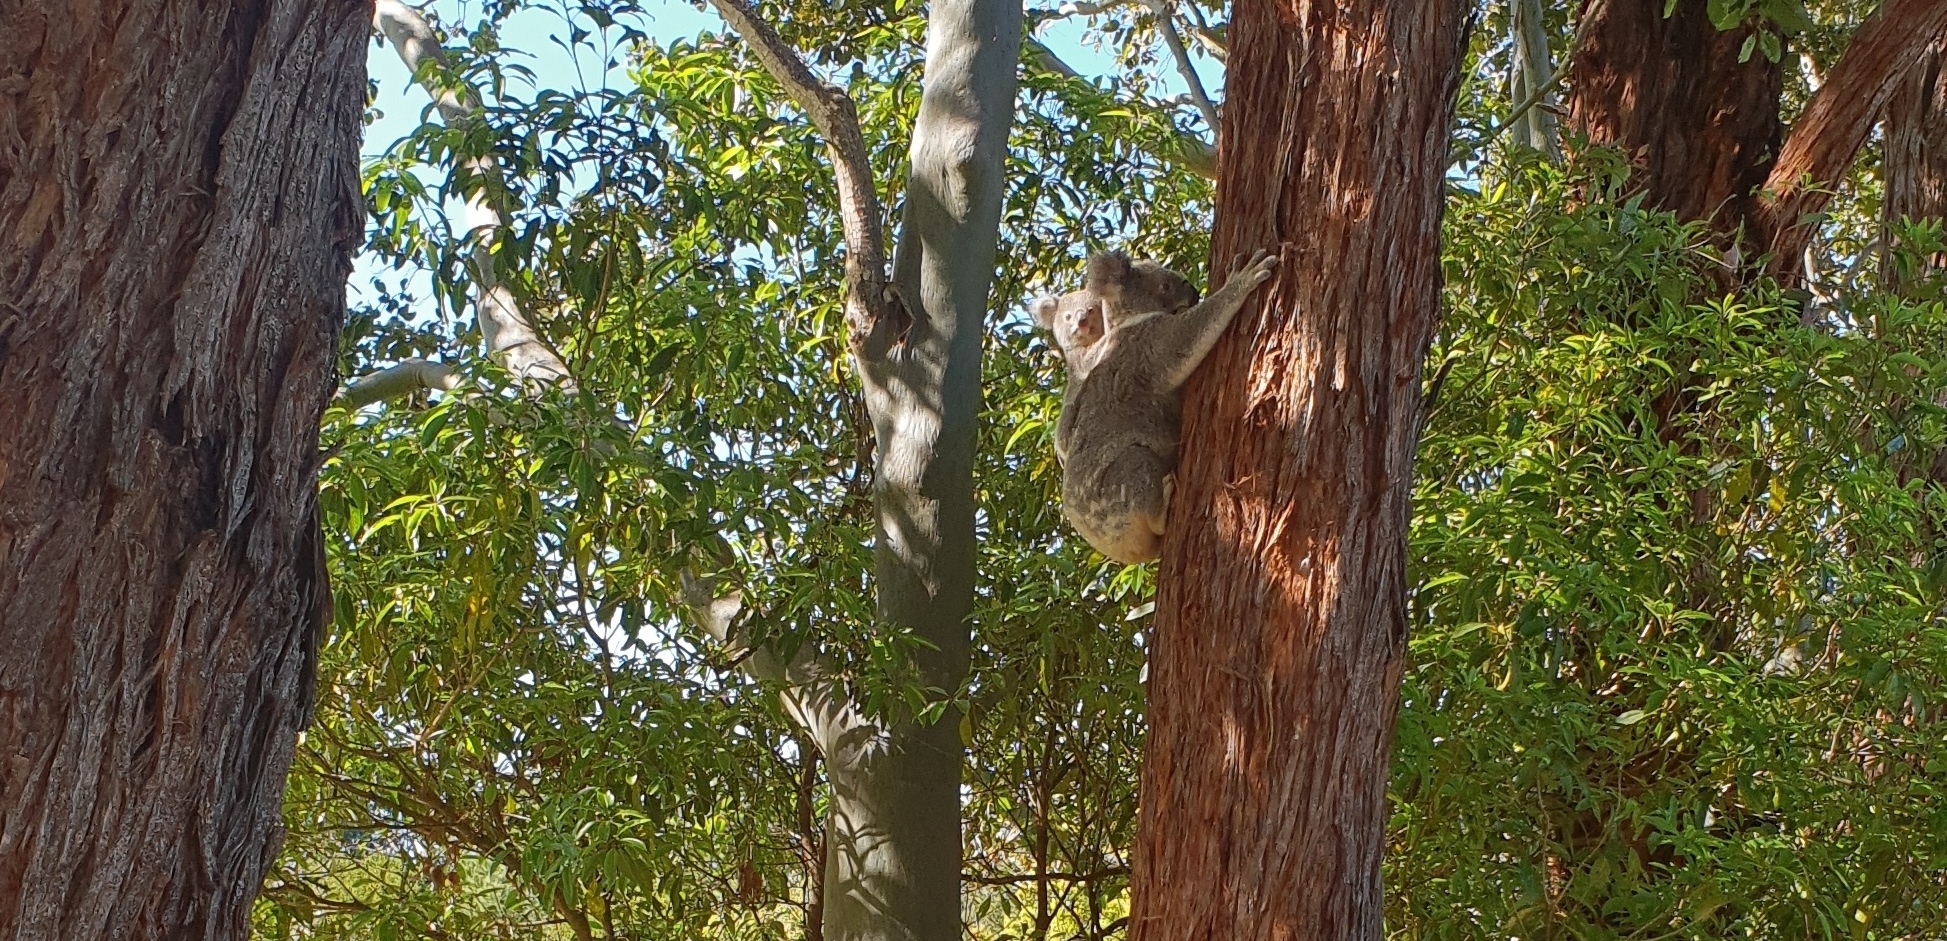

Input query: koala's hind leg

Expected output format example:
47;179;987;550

1063;448;1174;564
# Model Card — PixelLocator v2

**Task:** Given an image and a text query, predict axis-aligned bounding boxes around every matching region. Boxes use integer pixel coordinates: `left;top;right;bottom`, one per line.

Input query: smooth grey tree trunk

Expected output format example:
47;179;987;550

0;0;365;938
823;1;1022;938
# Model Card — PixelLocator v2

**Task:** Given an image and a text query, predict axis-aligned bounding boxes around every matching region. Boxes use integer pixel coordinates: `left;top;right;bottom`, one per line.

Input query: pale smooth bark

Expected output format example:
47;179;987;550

353;1;575;400
702;1;1022;938
1509;0;1561;160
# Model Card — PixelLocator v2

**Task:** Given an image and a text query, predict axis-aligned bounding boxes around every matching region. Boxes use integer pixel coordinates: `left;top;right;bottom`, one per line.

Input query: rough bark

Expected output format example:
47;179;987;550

1565;0;1783;237
1125;0;1467;938
0;1;364;939
1755;0;1947;274
1883;36;1947;278
704;1;1022;938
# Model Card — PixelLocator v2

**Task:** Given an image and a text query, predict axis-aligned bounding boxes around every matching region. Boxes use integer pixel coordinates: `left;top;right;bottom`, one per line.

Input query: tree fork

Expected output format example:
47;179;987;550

1127;1;1468;938
1756;0;1947;277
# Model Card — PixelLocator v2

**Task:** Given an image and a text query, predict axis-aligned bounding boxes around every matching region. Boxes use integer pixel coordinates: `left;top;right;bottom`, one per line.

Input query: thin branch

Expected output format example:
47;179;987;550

1473;57;1566;153
1056;0;1140;15
1454;5;1597;165
1024;36;1083;80
1142;0;1219;131
678;570;868;756
338;358;460;407
703;0;905;361
1179;3;1226;62
368;0;575;390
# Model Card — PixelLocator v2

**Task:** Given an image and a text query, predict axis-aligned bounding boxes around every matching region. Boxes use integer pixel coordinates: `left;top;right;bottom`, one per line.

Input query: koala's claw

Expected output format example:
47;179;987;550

1231;248;1281;286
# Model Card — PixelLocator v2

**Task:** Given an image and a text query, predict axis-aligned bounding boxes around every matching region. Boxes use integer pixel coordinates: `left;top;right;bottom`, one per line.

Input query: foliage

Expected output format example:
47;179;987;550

1395;155;1947;940
261;1;1947;939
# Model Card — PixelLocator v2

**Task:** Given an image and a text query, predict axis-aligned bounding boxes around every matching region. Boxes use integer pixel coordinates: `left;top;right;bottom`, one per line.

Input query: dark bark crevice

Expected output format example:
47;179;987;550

1564;0;1784;240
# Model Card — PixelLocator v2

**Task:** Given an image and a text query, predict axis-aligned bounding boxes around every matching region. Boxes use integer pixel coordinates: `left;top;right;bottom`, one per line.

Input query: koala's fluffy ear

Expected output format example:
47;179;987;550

1031;295;1060;330
1085;251;1135;300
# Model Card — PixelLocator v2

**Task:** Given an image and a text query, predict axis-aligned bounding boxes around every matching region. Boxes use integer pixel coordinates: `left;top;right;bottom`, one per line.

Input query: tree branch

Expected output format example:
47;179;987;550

367;0;575;391
338;358;461;407
1142;0;1219;131
703;0;906;361
1457;7;1594;165
1022;38;1215;178
678;570;868;757
1508;0;1561;161
1758;0;1947;271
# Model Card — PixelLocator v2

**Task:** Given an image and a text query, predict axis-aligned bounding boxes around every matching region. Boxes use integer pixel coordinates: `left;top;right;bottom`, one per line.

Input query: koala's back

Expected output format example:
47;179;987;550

1053;314;1185;484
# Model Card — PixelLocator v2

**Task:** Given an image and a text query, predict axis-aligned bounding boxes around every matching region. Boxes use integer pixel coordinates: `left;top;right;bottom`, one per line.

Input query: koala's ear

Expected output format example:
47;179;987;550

1085;250;1134;294
1030;295;1060;330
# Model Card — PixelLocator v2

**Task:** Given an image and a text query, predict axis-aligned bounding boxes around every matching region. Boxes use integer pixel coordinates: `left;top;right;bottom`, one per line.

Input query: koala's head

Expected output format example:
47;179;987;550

1031;289;1107;360
1086;251;1200;325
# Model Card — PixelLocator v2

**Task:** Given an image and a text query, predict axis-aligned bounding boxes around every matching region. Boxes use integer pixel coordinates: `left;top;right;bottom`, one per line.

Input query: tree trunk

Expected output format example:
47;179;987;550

1510;0;1562;161
0;2;364;938
1125;1;1467;938
1565;0;1783;238
820;1;1021;939
1884;36;1947;279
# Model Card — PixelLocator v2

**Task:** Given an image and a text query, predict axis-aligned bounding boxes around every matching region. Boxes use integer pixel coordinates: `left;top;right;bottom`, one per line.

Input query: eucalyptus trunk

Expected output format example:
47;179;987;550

823;1;1021;938
0;1;364;938
1126;0;1467;937
1885;36;1947;257
1565;0;1783;239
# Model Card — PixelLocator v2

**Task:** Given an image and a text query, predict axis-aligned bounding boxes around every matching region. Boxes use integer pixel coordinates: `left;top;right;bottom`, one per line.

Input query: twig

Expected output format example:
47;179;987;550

1142;0;1219;131
339;358;461;407
704;0;905;359
1022;38;1216;178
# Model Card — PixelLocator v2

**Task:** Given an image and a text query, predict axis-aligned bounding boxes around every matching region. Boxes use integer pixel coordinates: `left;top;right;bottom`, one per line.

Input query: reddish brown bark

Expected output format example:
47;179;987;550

1883;37;1947;276
1126;1;1467;938
0;2;364;939
1565;0;1783;237
1758;0;1947;274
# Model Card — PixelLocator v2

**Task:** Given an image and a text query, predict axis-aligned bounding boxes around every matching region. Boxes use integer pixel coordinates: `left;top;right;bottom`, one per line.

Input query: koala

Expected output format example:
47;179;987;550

1050;248;1280;564
1031;253;1201;384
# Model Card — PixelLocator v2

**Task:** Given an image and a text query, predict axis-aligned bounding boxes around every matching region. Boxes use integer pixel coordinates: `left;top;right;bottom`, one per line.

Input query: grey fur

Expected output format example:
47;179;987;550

1049;249;1279;563
1031;252;1200;384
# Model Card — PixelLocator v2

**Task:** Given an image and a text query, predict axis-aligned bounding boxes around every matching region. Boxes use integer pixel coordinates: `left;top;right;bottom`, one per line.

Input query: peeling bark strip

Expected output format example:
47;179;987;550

1566;0;1783;236
0;1;364;938
1127;1;1466;939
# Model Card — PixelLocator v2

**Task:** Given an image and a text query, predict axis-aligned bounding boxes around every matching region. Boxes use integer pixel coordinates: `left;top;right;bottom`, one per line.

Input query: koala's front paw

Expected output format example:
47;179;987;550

1231;248;1281;288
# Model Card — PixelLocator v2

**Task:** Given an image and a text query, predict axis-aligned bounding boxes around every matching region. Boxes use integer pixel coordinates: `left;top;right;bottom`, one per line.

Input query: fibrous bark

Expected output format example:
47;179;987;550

1757;0;1947;275
0;1;364;939
1126;0;1467;938
1565;0;1783;236
1884;36;1947;278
